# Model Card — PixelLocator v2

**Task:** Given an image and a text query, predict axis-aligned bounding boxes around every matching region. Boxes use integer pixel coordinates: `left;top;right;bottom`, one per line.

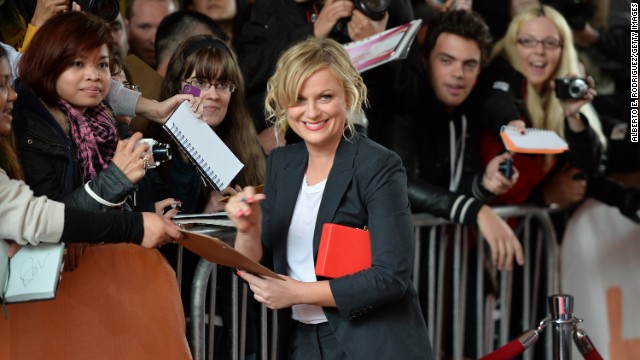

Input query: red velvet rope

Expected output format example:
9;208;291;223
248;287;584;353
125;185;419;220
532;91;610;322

582;348;604;360
480;339;525;360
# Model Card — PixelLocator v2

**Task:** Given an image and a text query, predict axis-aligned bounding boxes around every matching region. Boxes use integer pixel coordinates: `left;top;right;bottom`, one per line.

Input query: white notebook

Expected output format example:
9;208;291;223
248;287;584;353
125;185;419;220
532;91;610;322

1;242;65;304
164;101;244;191
500;125;569;154
344;19;422;73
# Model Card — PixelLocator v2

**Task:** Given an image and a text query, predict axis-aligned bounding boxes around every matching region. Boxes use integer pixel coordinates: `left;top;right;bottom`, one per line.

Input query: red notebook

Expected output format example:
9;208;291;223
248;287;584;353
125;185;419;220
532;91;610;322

315;224;371;278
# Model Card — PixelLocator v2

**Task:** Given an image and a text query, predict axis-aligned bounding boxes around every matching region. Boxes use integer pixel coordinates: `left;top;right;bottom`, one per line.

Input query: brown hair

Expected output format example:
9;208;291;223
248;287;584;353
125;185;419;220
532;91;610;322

18;12;115;107
161;35;265;187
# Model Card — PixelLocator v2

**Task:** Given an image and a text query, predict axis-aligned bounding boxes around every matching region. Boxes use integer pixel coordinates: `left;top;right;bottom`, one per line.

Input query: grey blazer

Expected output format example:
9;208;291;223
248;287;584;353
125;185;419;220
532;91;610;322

262;133;433;360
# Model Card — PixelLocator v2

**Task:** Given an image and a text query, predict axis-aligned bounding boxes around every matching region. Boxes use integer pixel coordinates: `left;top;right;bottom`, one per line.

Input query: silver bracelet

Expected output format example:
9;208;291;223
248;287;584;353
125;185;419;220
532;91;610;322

84;181;127;207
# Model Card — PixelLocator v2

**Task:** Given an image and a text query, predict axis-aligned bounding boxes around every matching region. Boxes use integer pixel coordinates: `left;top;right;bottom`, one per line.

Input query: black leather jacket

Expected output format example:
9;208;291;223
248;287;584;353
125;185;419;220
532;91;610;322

392;83;492;225
12;79;136;211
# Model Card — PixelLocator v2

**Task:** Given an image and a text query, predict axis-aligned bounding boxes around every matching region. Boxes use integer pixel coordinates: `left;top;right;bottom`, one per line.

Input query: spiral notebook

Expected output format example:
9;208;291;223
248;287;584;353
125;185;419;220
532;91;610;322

500;125;569;154
163;101;244;191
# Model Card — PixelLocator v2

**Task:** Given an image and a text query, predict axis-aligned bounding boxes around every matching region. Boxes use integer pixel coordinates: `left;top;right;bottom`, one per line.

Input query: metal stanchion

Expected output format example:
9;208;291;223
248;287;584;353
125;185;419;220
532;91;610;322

548;294;575;359
480;294;604;360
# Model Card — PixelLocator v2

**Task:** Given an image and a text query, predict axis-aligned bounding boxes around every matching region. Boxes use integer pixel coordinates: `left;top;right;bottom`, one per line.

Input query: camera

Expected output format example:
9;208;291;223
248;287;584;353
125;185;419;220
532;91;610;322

138;138;172;168
498;157;513;179
73;0;120;22
330;0;391;43
555;77;589;99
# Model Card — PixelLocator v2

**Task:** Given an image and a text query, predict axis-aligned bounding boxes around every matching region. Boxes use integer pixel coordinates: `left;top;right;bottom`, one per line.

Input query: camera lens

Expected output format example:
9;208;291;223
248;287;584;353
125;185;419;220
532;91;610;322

569;79;588;98
151;143;172;165
354;0;390;20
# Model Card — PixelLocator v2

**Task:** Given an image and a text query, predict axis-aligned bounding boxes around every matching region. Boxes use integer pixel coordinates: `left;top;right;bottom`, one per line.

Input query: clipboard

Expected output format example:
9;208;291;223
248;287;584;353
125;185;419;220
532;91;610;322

175;230;284;281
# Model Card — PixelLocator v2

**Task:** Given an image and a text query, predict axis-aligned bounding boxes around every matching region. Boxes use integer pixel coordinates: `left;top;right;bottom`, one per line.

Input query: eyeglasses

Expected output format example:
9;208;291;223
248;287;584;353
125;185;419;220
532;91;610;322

122;82;140;92
184;78;236;95
517;37;563;50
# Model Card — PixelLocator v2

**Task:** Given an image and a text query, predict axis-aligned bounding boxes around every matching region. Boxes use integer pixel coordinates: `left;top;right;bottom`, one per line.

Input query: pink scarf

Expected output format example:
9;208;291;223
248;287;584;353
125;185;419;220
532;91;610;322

58;99;119;183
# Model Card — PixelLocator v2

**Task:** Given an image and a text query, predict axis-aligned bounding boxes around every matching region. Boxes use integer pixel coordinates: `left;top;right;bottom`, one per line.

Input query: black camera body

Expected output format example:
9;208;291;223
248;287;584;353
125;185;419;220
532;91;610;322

555;77;589;99
498;157;513;179
330;0;391;43
73;0;120;22
138;138;172;168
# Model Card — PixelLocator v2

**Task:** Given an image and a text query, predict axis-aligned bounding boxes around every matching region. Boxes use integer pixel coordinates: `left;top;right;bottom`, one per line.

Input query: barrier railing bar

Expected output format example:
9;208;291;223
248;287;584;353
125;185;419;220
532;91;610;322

453;225;462;360
522;215;533;360
476;232;485;358
207;265;217;360
231;273;239;360
434;227;448;358
191;259;213;360
260;305;268;360
240;283;248;360
427;226;437;348
413;226;422;293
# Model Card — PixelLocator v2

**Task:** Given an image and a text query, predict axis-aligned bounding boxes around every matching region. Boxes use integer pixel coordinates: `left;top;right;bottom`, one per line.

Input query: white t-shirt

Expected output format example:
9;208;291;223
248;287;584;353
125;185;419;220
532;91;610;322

287;175;328;324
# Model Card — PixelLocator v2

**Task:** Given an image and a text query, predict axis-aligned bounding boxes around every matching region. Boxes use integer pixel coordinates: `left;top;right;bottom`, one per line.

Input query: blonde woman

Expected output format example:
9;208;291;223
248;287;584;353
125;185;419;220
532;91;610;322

226;37;433;360
476;4;605;206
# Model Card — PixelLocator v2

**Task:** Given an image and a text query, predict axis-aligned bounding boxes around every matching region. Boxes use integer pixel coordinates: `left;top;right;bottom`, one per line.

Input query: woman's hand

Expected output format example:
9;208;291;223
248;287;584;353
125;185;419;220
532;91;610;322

552;75;597;132
237;272;299;310
140;212;183;248
135;94;200;124
477;205;525;271
483;152;519;195
155;198;182;219
111;132;149;184
225;186;266;235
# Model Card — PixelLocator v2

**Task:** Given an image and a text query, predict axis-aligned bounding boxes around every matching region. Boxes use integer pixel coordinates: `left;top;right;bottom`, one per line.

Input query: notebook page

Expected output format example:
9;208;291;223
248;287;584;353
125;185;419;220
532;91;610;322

164;101;244;190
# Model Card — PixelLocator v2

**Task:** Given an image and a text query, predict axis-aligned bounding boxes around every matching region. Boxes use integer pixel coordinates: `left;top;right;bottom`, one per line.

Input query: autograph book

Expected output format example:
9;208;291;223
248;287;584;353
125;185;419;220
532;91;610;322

344;19;422;73
315;224;371;278
175;230;284;280
0;242;65;304
500;125;569;154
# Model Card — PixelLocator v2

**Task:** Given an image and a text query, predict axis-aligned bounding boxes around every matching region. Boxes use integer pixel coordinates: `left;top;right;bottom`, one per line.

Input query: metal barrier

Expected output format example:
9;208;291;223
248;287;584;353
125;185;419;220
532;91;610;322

186;205;564;360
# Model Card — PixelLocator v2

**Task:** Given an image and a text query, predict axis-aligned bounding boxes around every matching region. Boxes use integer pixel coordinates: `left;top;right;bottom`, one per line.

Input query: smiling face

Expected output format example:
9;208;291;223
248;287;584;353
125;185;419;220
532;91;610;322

184;71;231;128
286;67;347;153
428;32;481;110
0;57;17;136
55;45;111;114
515;17;562;92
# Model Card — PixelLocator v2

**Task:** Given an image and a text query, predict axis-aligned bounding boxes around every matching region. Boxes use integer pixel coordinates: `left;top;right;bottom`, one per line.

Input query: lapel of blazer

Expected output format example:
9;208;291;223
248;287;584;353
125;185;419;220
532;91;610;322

312;135;359;257
271;143;307;272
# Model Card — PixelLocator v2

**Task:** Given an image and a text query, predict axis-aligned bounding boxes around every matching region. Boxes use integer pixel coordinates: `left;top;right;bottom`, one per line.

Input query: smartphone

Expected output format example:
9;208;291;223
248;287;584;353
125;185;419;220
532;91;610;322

182;84;201;97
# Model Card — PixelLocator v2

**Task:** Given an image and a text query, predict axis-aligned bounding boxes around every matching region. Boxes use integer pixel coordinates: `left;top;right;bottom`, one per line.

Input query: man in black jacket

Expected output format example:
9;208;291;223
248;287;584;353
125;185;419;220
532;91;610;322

393;10;524;271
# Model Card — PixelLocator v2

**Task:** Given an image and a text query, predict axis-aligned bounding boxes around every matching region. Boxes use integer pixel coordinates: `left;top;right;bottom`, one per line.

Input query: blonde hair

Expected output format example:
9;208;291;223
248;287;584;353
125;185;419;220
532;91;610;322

491;5;606;146
264;37;368;139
